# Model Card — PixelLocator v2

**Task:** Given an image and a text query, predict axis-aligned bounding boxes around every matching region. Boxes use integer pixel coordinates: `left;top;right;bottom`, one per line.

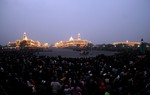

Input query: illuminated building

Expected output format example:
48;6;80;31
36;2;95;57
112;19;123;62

8;32;41;48
113;40;140;46
42;43;49;48
54;33;92;48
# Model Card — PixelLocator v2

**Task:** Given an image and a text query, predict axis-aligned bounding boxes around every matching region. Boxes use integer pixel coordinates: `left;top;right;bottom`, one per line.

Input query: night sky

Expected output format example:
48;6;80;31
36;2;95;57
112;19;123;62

0;0;150;45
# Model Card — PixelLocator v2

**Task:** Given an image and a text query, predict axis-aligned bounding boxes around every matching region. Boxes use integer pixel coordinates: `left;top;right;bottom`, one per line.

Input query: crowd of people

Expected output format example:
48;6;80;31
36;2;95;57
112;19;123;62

0;49;150;95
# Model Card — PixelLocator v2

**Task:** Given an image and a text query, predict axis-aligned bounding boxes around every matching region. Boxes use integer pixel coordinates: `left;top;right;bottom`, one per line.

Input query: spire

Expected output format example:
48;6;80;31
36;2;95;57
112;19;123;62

23;32;28;40
77;33;81;40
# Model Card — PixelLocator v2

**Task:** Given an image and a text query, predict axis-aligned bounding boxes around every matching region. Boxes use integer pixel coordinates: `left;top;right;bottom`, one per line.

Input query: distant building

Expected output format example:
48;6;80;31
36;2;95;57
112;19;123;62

8;32;41;48
54;33;92;48
42;43;49;48
113;40;140;46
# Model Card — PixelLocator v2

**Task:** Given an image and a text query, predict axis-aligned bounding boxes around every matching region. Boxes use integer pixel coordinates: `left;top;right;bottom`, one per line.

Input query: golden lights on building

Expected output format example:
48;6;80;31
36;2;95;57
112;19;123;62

113;40;140;46
54;33;92;48
8;32;48;48
7;33;144;49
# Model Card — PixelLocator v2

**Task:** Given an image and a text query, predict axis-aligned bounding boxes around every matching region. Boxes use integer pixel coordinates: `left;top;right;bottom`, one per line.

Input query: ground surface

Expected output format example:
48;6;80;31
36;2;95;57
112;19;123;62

36;48;118;58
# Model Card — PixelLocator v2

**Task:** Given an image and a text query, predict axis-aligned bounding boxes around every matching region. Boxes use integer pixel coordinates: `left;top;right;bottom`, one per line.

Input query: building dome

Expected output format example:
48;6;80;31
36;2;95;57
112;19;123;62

69;36;74;41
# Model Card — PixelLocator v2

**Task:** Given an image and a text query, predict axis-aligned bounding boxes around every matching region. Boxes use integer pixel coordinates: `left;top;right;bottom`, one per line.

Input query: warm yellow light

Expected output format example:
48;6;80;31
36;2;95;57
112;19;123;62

69;36;74;41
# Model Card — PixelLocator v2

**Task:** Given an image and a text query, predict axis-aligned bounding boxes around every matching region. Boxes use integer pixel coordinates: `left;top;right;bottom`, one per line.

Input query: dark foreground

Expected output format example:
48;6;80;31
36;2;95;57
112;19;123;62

0;49;150;95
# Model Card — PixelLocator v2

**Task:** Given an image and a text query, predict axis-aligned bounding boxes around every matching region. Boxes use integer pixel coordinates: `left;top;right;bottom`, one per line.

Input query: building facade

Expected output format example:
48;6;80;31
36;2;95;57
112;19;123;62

54;33;92;48
113;40;140;47
8;32;42;48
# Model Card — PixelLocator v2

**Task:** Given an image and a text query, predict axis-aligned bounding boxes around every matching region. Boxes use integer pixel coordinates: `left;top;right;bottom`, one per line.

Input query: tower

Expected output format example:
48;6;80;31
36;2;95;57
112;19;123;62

140;38;145;54
23;32;28;40
77;33;81;40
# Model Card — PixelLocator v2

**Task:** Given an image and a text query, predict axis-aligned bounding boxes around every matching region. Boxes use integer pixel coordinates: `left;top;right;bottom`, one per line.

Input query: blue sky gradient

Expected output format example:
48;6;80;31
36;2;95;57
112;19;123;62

0;0;150;45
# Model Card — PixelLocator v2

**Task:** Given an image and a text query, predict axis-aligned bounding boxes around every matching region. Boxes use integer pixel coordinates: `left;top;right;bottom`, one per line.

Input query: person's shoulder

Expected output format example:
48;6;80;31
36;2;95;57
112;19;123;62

51;81;55;85
56;82;61;84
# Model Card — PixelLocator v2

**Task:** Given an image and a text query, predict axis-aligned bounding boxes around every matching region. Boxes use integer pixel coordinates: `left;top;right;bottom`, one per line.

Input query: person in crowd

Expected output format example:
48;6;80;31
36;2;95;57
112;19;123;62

50;78;62;95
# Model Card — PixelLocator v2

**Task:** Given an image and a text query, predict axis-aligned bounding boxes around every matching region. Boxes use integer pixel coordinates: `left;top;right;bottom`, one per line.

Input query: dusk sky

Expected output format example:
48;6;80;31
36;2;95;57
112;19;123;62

0;0;150;45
